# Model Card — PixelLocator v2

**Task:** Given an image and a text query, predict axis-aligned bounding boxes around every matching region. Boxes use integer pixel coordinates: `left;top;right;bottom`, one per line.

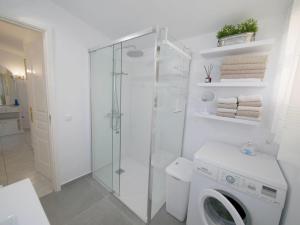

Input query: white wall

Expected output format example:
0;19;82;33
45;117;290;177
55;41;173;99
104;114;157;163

180;16;289;160
275;0;300;224
121;49;154;166
0;0;109;184
277;58;300;225
0;49;25;76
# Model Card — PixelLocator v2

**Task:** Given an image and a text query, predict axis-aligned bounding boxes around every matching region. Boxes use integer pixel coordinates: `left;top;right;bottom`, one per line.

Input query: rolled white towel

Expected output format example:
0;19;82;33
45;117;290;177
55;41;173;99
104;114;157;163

238;101;262;107
217;112;236;118
220;69;265;75
236;111;260;118
223;54;268;65
217;103;238;109
238;95;262;102
217;97;237;104
237;106;262;112
220;78;263;82
220;64;266;71
217;108;237;113
235;116;261;121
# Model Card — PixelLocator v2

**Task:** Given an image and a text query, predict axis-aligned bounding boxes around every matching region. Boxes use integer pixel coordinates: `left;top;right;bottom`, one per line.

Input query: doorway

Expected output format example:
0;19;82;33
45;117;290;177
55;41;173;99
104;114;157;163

0;19;55;197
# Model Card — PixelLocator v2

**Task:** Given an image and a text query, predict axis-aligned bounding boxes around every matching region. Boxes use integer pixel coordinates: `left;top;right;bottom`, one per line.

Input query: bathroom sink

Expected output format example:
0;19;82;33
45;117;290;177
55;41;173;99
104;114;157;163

0;106;20;120
0;106;19;113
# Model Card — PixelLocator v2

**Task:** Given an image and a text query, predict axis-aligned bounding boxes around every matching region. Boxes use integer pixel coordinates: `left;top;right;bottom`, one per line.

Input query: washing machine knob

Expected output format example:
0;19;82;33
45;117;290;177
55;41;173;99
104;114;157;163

226;175;235;184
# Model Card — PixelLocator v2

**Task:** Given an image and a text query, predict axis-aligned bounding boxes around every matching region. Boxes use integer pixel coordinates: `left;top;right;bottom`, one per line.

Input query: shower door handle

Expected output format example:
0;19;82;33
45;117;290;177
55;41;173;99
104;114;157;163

105;112;123;118
113;115;120;134
113;72;128;76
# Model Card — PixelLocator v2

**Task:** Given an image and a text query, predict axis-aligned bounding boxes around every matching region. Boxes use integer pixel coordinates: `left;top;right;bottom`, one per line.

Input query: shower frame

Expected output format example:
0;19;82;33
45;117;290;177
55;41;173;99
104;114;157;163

89;26;192;223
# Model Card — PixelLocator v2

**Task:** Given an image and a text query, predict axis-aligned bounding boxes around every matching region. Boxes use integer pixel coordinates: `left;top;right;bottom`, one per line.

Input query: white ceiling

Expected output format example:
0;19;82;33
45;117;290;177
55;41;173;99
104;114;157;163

51;0;292;40
0;20;41;56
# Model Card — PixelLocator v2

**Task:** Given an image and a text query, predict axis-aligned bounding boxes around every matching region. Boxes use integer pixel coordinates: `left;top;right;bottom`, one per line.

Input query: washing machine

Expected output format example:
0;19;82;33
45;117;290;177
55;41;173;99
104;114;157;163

187;142;287;225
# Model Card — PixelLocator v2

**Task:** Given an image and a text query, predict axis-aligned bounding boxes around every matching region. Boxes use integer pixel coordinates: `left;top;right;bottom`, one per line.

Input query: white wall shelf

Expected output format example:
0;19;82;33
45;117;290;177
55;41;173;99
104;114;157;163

198;39;274;58
197;82;266;88
194;113;260;126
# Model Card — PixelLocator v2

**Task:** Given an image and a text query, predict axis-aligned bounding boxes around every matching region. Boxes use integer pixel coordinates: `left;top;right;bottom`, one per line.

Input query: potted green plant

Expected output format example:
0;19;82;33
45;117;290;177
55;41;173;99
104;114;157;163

217;18;258;47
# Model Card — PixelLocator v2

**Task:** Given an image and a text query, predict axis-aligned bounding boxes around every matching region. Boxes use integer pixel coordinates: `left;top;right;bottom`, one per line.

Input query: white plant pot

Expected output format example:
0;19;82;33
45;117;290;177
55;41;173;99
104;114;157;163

218;32;255;47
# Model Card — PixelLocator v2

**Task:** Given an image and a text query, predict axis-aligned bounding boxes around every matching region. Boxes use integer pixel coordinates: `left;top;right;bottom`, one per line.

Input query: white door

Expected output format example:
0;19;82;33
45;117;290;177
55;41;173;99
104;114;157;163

198;189;247;225
24;37;52;180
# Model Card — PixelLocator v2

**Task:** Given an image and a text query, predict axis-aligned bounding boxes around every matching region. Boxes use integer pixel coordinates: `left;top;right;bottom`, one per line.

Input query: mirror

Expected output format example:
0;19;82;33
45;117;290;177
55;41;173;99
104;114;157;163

0;65;17;105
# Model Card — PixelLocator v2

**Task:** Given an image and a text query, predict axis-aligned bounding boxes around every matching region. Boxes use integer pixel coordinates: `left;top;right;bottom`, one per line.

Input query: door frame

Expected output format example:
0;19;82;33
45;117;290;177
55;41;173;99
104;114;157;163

0;15;61;191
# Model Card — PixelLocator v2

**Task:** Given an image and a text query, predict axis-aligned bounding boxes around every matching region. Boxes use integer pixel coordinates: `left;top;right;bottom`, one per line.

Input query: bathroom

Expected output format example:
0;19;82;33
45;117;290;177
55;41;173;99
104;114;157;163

0;0;299;225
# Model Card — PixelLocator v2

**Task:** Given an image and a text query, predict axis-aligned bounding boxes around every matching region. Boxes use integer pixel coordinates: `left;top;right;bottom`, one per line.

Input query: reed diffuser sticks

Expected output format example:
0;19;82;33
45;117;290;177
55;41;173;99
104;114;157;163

204;64;213;83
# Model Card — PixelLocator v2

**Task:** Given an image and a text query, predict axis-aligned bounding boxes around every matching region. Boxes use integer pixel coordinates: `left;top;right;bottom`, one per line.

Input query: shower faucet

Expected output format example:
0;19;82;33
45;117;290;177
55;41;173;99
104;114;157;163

105;112;123;133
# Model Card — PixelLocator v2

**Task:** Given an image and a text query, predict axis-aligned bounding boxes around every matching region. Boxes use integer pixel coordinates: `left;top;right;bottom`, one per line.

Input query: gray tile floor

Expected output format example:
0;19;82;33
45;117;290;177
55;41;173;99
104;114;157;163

0;131;53;197
41;175;185;225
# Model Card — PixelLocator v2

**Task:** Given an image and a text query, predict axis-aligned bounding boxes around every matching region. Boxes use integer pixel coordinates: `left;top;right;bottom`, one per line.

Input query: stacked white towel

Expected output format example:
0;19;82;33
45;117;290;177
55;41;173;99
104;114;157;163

220;54;268;82
216;97;238;118
237;95;262;120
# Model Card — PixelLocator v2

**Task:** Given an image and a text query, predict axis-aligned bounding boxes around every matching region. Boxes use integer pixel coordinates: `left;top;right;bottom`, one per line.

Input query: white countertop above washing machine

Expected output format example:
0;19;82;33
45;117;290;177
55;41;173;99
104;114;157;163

194;142;287;190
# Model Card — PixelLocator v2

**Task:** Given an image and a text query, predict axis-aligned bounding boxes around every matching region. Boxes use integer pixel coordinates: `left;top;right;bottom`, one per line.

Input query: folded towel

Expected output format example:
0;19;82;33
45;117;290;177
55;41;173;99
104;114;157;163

238;106;262;112
220;74;264;80
236;116;261;121
220;64;266;71
223;55;268;65
217;103;238;109
217;97;237;104
236;111;260;118
216;112;236;118
217;108;237;113
238;101;262;107
238;95;262;102
220;78;263;82
220;69;265;75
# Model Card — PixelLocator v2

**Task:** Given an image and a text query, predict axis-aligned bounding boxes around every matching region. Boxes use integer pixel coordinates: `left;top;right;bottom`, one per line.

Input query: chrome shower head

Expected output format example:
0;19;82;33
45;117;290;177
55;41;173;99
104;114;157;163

126;49;144;58
115;45;144;58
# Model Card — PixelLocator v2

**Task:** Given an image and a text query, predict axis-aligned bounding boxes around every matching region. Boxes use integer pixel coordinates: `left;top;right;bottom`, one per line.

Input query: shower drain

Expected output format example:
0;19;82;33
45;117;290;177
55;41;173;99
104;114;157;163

115;169;125;175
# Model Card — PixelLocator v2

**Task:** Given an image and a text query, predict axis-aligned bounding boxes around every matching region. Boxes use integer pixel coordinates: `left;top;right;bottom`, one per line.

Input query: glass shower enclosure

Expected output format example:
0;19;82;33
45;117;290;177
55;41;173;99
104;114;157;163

90;27;191;223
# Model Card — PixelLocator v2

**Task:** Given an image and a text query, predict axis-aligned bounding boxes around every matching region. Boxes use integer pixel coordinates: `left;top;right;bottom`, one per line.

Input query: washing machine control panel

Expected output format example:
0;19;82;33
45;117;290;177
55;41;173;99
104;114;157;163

220;170;266;199
225;175;236;184
219;169;285;206
221;171;260;194
221;171;242;187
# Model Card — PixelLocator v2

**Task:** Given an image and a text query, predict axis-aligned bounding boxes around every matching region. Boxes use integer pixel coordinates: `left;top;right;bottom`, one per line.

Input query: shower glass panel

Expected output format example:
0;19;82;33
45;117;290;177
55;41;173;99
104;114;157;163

90;43;122;195
150;34;191;218
118;34;156;222
91;31;156;222
90;27;191;223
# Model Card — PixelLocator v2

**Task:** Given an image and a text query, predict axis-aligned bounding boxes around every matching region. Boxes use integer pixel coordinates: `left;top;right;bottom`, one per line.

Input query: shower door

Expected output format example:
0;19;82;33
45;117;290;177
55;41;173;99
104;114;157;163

90;31;157;222
90;28;190;223
90;43;122;194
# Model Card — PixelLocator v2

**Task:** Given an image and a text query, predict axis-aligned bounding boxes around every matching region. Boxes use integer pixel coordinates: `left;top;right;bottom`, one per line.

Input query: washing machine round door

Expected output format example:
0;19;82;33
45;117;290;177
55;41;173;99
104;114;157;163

198;189;248;225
